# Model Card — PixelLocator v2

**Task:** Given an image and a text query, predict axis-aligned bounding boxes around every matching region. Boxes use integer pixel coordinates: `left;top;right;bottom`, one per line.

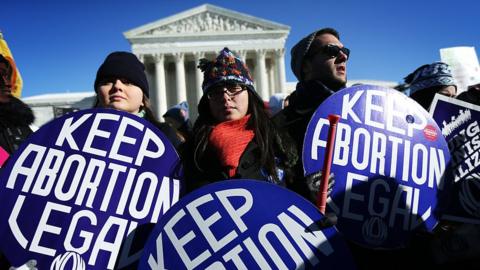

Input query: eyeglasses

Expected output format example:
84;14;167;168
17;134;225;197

206;83;246;100
311;44;350;59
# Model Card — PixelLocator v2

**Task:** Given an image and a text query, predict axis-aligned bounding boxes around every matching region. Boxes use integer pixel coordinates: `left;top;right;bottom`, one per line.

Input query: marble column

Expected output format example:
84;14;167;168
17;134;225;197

267;59;275;96
255;49;268;100
275;48;287;93
173;52;187;104
154;54;168;119
193;52;205;102
236;50;247;62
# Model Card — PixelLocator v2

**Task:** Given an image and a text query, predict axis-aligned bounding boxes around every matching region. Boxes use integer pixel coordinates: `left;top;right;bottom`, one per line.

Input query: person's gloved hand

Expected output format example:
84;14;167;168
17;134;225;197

306;172;337;229
306;171;335;196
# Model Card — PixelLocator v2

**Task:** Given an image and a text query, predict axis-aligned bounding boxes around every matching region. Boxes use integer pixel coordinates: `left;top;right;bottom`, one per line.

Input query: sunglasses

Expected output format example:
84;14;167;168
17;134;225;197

311;44;350;59
207;83;247;100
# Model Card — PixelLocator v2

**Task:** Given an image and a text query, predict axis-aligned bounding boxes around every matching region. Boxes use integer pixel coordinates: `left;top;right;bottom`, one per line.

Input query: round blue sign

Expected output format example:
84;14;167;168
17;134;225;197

139;180;356;270
303;85;451;248
0;109;183;269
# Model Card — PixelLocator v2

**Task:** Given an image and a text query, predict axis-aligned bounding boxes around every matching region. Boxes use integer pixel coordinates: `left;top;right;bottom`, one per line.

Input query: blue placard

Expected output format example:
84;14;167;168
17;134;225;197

0;109;183;269
430;94;480;224
303;85;451;248
139;180;356;270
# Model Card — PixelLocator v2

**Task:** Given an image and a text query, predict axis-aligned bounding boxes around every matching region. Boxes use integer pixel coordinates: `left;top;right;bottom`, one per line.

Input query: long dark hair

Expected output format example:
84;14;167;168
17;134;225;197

192;89;296;182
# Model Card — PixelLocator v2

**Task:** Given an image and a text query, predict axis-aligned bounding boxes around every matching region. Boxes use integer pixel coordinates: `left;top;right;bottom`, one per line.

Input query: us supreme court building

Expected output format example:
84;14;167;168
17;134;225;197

24;4;397;127
124;4;290;118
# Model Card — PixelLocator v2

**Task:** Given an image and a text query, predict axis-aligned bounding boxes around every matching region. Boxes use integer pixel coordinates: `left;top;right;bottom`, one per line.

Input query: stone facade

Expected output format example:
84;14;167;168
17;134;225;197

124;4;290;119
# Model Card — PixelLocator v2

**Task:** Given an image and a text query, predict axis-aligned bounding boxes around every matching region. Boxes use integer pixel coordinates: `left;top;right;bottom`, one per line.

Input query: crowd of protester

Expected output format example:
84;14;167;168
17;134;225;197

1;26;480;269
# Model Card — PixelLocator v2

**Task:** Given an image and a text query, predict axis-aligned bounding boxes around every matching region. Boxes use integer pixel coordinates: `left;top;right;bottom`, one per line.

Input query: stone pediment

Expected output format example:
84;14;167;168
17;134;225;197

124;4;289;38
144;12;270;35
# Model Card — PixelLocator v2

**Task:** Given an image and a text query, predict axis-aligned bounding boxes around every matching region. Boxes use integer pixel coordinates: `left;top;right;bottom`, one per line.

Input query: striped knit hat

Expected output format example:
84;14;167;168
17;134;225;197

405;62;457;95
198;48;255;93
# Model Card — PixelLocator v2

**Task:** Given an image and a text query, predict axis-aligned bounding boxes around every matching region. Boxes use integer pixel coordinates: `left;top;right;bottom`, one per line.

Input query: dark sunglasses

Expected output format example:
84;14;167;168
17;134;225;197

207;83;246;100
312;44;350;59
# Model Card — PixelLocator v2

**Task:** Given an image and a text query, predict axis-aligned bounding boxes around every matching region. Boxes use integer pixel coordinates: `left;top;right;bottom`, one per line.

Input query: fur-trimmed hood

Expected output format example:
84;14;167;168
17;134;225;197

0;96;35;126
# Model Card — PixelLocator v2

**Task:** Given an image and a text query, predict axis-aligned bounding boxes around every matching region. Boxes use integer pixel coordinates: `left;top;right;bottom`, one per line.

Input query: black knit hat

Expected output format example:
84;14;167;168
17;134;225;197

94;51;149;97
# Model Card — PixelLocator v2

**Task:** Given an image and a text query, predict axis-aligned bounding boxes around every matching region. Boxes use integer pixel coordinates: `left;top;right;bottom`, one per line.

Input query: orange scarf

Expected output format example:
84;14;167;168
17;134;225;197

208;115;255;177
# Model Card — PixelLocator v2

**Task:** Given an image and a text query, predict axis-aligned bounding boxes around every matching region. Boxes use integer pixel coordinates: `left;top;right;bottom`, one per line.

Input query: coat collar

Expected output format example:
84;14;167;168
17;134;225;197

288;80;335;115
0;96;35;126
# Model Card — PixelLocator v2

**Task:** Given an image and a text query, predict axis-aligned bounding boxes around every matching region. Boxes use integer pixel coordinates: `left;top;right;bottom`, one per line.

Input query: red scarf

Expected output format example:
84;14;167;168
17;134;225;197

208;115;255;177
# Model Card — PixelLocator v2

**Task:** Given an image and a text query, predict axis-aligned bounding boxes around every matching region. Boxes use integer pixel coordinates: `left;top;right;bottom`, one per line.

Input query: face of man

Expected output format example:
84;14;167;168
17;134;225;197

302;33;348;91
0;60;13;102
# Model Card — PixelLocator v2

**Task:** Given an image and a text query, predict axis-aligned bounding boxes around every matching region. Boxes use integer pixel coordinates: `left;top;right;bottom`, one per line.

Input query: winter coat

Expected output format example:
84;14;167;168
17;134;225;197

457;87;480;106
183;133;297;193
0;96;34;156
151;121;184;151
273;80;334;203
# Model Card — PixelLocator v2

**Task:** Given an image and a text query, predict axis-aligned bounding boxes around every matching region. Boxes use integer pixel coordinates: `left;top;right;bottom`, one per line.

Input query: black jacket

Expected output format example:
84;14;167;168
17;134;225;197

273;80;334;203
457;87;480;106
185;140;263;190
0;96;34;155
153;121;184;151
183;133;297;192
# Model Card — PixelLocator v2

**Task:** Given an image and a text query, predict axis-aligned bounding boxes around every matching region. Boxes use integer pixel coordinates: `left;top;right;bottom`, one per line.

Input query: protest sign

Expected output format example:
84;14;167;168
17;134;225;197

0;108;183;269
430;94;480;224
440;46;480;94
303;85;451;248
139;180;356;270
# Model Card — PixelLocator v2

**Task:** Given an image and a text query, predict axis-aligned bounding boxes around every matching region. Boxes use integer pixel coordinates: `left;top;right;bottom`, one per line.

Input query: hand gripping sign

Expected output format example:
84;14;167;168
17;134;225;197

303;85;451;249
0;109;183;269
430;94;480;224
139;180;356;270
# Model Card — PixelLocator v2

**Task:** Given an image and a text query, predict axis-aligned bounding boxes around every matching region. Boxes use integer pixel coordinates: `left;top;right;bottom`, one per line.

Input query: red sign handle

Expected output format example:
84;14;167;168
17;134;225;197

317;114;341;214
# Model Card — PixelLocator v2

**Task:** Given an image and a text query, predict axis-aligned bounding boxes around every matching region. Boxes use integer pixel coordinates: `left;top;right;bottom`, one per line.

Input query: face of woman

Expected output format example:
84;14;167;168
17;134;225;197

97;78;144;114
207;83;249;122
438;85;456;97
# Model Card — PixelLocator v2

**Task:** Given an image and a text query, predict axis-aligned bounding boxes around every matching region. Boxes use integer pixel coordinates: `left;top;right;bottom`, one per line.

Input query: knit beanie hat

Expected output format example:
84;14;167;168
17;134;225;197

291;30;320;81
404;62;457;96
163;101;189;124
94;51;149;97
198;47;255;93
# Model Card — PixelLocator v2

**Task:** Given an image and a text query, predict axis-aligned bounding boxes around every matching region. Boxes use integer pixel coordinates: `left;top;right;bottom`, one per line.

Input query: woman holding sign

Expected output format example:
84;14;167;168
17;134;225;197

93;51;183;149
183;48;297;191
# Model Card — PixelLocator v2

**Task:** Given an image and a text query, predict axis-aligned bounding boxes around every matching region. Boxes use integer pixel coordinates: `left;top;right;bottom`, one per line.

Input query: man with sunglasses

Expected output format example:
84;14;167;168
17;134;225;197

274;27;349;205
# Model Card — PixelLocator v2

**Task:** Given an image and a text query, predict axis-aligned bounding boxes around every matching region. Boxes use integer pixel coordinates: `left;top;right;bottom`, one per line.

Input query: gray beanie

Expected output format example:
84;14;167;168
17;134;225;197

291;30;319;81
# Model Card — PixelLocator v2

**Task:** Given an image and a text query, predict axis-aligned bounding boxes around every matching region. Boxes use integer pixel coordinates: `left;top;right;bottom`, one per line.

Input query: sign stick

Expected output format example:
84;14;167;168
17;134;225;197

317;114;340;214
